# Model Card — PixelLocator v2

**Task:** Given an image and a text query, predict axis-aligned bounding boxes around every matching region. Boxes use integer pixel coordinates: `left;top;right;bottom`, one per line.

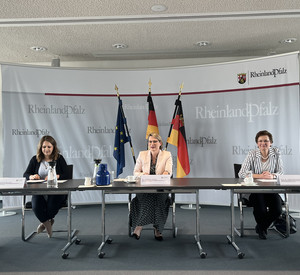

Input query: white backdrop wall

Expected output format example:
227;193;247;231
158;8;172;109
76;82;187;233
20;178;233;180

1;52;300;209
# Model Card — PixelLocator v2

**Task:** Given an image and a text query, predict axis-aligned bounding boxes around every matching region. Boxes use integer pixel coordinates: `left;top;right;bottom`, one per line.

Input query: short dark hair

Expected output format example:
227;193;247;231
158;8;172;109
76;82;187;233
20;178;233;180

255;130;273;143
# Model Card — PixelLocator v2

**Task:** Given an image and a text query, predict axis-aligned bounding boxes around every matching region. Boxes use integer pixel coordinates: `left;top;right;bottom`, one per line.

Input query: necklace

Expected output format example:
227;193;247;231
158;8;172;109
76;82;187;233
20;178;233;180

261;155;269;160
42;160;50;169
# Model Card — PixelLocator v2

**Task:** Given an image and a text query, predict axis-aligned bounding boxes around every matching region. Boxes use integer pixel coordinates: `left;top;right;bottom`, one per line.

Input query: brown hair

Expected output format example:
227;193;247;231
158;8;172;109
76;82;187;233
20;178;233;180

255;130;273;143
148;132;163;150
36;135;60;162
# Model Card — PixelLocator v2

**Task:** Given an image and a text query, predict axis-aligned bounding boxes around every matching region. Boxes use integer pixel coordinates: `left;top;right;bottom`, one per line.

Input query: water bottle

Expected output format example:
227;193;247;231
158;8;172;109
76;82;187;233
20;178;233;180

96;163;110;186
92;159;102;184
245;170;254;184
47;161;58;188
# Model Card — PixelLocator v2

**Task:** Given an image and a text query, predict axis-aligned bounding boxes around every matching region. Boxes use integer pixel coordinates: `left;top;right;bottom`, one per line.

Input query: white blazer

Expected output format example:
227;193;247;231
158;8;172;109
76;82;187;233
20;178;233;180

133;150;172;177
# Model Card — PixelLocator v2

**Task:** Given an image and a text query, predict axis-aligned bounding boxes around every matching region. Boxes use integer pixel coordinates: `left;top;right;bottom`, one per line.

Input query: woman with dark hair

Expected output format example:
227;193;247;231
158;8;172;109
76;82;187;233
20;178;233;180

23;135;68;238
130;133;172;241
239;130;283;239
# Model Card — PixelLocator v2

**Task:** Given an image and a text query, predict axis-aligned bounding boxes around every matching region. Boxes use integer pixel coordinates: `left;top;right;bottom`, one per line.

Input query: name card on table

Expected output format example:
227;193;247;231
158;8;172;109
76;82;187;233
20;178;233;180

0;177;26;189
140;175;171;185
279;175;300;185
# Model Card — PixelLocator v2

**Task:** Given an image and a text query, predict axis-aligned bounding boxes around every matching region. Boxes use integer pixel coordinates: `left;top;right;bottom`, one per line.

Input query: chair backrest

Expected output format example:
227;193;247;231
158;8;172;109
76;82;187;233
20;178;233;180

66;164;73;179
234;163;242;178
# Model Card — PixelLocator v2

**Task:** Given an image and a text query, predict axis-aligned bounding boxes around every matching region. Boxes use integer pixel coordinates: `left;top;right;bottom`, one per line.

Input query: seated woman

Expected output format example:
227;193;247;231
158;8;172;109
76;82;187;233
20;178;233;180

130;133;172;241
239;130;283;239
23;135;69;238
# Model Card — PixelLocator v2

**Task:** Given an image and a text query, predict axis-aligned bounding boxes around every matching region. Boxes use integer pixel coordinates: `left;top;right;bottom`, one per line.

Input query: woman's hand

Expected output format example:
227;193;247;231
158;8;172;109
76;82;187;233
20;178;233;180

29;174;40;180
260;171;273;179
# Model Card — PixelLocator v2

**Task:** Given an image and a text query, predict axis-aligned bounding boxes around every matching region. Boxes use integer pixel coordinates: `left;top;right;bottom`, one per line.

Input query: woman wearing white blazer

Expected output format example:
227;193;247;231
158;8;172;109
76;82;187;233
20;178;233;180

130;133;172;241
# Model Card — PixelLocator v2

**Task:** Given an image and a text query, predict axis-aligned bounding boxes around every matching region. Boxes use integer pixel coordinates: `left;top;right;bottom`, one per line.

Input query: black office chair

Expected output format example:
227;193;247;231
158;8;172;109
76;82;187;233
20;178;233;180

128;193;177;238
233;163;289;238
21;164;73;241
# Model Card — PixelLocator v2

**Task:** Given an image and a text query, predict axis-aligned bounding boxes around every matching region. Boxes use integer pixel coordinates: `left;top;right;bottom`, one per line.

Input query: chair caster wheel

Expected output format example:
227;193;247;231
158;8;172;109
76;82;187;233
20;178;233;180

106;238;112;244
62;253;69;259
200;252;207;259
75;239;81;245
238;252;245;259
98;252;105;258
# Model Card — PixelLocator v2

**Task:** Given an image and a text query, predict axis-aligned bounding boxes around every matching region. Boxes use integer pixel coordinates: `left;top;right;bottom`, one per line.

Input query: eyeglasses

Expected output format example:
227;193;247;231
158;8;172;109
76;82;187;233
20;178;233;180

148;140;158;144
257;140;270;143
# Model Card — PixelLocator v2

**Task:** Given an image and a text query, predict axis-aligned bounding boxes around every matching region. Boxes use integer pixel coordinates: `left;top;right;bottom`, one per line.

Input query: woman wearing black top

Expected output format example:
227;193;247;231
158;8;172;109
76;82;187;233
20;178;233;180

23;135;68;238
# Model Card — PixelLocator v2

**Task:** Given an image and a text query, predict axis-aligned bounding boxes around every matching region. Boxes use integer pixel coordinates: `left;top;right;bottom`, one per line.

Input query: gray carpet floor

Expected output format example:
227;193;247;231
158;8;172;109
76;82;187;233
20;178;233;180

1;203;300;275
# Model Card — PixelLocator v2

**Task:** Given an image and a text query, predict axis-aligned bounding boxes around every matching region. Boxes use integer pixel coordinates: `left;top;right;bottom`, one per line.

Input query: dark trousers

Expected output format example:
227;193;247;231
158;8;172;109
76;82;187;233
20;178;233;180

31;194;67;223
249;193;282;230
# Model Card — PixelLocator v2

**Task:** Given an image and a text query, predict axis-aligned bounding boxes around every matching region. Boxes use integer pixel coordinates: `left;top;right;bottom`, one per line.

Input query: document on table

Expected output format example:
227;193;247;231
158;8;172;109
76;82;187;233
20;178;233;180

26;180;68;183
26;180;46;183
222;182;257;187
256;179;277;182
0;177;26;189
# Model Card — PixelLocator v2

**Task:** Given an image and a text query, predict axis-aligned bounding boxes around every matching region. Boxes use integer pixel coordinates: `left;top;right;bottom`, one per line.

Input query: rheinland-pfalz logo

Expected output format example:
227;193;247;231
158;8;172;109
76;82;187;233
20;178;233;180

237;73;246;84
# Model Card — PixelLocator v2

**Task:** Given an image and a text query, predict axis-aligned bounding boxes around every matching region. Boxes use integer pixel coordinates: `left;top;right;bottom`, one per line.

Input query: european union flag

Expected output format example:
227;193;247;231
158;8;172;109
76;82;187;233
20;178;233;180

113;99;129;177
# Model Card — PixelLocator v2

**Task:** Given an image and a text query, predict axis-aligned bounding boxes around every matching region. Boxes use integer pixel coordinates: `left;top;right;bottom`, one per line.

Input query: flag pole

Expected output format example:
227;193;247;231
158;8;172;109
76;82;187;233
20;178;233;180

148;78;152;95
165;82;183;149
115;85;136;164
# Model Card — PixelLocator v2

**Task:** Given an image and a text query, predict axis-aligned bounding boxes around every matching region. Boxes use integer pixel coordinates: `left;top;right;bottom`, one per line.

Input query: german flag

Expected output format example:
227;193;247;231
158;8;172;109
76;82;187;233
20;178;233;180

145;93;159;139
167;99;190;177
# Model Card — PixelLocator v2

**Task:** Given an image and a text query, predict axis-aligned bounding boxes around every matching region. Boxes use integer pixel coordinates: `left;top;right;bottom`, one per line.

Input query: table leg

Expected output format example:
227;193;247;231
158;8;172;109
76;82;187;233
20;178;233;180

226;189;245;259
97;190;112;258
61;191;80;259
194;190;207;258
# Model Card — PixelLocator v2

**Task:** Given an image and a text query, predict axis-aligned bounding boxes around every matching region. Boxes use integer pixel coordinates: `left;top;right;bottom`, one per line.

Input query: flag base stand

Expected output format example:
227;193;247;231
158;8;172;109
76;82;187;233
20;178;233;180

180;204;201;210
0;210;17;217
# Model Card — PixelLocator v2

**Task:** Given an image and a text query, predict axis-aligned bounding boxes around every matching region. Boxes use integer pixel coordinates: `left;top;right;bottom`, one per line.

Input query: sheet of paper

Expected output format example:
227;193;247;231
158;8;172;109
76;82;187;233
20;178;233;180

26;180;46;183
222;183;242;186
256;179;277;182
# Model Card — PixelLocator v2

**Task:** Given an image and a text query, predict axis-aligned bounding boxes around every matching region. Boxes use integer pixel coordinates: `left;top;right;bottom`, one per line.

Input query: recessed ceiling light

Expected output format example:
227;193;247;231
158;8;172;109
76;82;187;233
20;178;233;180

30;46;47;51
280;38;297;44
112;43;128;49
151;4;167;12
194;41;211;47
